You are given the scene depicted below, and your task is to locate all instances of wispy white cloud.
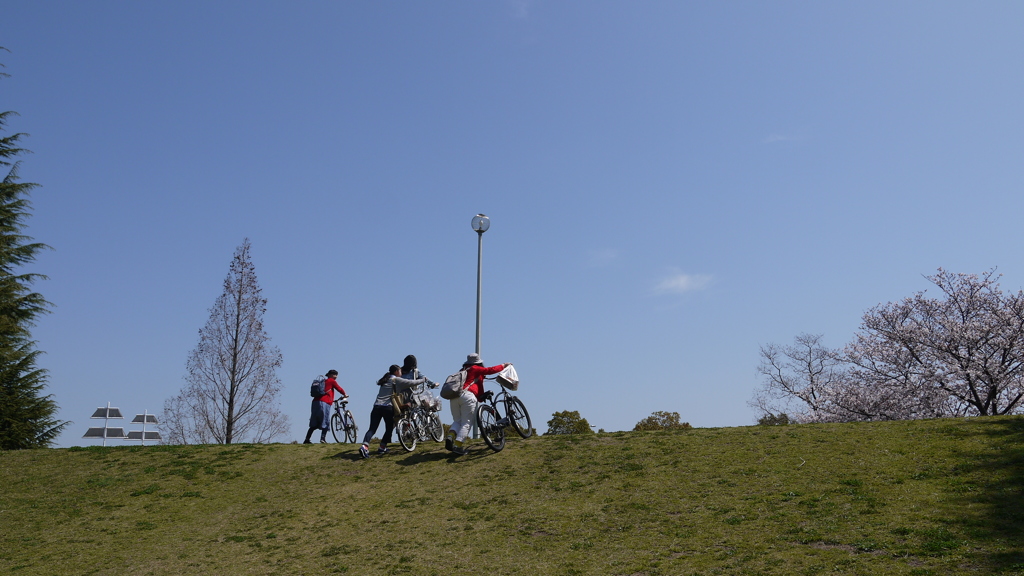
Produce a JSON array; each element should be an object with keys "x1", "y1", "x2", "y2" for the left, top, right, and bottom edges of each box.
[
  {"x1": 588, "y1": 248, "x2": 622, "y2": 268},
  {"x1": 509, "y1": 0, "x2": 531, "y2": 19},
  {"x1": 653, "y1": 271, "x2": 713, "y2": 295}
]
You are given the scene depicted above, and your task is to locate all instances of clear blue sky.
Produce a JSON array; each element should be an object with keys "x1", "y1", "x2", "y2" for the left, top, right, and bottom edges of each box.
[{"x1": 4, "y1": 2, "x2": 1024, "y2": 446}]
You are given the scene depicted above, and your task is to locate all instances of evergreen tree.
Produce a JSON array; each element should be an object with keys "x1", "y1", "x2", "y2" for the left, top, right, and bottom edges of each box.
[{"x1": 0, "y1": 50, "x2": 66, "y2": 449}]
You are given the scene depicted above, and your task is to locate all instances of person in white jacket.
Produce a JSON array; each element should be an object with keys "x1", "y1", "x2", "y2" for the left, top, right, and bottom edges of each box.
[{"x1": 447, "y1": 353, "x2": 509, "y2": 455}]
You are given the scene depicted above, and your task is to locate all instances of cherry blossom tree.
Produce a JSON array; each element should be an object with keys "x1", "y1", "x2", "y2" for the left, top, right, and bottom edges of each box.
[
  {"x1": 753, "y1": 269, "x2": 1024, "y2": 423},
  {"x1": 844, "y1": 268, "x2": 1024, "y2": 418}
]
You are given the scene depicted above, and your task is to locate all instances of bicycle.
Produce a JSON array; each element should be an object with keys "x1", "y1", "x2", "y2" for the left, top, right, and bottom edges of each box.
[
  {"x1": 474, "y1": 377, "x2": 533, "y2": 452},
  {"x1": 330, "y1": 397, "x2": 359, "y2": 443},
  {"x1": 396, "y1": 387, "x2": 445, "y2": 452}
]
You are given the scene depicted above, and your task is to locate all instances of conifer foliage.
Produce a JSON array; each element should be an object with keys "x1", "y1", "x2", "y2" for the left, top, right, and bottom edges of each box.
[
  {"x1": 163, "y1": 239, "x2": 288, "y2": 444},
  {"x1": 0, "y1": 51, "x2": 66, "y2": 449}
]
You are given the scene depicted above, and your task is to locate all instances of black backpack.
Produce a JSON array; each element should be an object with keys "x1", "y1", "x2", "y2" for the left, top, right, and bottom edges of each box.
[{"x1": 310, "y1": 375, "x2": 327, "y2": 398}]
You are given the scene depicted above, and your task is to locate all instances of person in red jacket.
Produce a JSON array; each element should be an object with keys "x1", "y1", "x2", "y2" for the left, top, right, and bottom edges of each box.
[
  {"x1": 304, "y1": 369, "x2": 347, "y2": 444},
  {"x1": 446, "y1": 353, "x2": 509, "y2": 455}
]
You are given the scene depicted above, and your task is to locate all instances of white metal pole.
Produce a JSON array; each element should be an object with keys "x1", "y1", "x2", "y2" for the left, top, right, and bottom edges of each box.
[
  {"x1": 103, "y1": 402, "x2": 111, "y2": 447},
  {"x1": 475, "y1": 230, "x2": 483, "y2": 356},
  {"x1": 141, "y1": 410, "x2": 149, "y2": 446}
]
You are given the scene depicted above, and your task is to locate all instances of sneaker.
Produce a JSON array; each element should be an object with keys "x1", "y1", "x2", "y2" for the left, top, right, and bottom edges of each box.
[
  {"x1": 359, "y1": 444, "x2": 369, "y2": 459},
  {"x1": 452, "y1": 446, "x2": 468, "y2": 455},
  {"x1": 496, "y1": 417, "x2": 509, "y2": 428},
  {"x1": 445, "y1": 434, "x2": 454, "y2": 452},
  {"x1": 302, "y1": 439, "x2": 312, "y2": 444},
  {"x1": 320, "y1": 438, "x2": 328, "y2": 444},
  {"x1": 377, "y1": 447, "x2": 390, "y2": 455}
]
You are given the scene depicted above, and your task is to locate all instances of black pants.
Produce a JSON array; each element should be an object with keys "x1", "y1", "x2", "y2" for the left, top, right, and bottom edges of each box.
[{"x1": 361, "y1": 404, "x2": 395, "y2": 445}]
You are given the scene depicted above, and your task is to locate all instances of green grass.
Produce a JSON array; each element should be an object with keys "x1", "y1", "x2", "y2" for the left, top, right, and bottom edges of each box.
[{"x1": 1, "y1": 416, "x2": 1022, "y2": 575}]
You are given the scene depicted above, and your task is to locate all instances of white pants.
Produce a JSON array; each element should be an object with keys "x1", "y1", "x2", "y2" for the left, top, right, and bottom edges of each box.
[{"x1": 449, "y1": 389, "x2": 478, "y2": 443}]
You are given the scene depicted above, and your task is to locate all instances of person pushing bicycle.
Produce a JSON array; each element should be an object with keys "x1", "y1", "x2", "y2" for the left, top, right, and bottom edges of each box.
[
  {"x1": 446, "y1": 353, "x2": 510, "y2": 455},
  {"x1": 400, "y1": 354, "x2": 440, "y2": 407},
  {"x1": 304, "y1": 369, "x2": 347, "y2": 444}
]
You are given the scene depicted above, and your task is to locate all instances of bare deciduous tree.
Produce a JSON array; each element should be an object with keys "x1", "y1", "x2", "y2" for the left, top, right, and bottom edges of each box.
[
  {"x1": 163, "y1": 239, "x2": 288, "y2": 444},
  {"x1": 750, "y1": 333, "x2": 847, "y2": 423}
]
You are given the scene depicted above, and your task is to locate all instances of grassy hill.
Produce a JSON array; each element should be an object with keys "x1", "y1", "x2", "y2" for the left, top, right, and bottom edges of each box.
[{"x1": 1, "y1": 416, "x2": 1022, "y2": 576}]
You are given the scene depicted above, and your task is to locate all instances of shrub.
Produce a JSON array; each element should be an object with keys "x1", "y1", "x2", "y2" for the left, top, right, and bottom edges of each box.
[
  {"x1": 545, "y1": 410, "x2": 594, "y2": 435},
  {"x1": 633, "y1": 411, "x2": 692, "y2": 431},
  {"x1": 757, "y1": 413, "x2": 790, "y2": 426}
]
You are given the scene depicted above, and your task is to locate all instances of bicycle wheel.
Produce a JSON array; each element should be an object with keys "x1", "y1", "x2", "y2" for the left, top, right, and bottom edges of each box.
[
  {"x1": 476, "y1": 404, "x2": 505, "y2": 452},
  {"x1": 344, "y1": 411, "x2": 359, "y2": 444},
  {"x1": 330, "y1": 411, "x2": 345, "y2": 443},
  {"x1": 427, "y1": 411, "x2": 444, "y2": 442},
  {"x1": 397, "y1": 417, "x2": 417, "y2": 452},
  {"x1": 415, "y1": 412, "x2": 430, "y2": 442},
  {"x1": 507, "y1": 397, "x2": 533, "y2": 439}
]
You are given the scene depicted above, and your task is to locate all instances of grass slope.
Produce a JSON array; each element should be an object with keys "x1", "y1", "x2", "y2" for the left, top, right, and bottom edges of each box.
[{"x1": 1, "y1": 417, "x2": 1023, "y2": 576}]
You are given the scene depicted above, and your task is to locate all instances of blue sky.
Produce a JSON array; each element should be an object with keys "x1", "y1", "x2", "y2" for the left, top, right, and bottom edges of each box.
[{"x1": 4, "y1": 2, "x2": 1024, "y2": 446}]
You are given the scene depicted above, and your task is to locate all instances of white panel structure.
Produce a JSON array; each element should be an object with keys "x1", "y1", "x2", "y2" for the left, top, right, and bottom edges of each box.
[
  {"x1": 83, "y1": 402, "x2": 125, "y2": 446},
  {"x1": 127, "y1": 410, "x2": 161, "y2": 445}
]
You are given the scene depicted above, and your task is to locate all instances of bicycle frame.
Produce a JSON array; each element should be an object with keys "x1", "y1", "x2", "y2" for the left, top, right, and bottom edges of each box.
[
  {"x1": 480, "y1": 391, "x2": 510, "y2": 424},
  {"x1": 493, "y1": 388, "x2": 513, "y2": 417},
  {"x1": 479, "y1": 377, "x2": 533, "y2": 441},
  {"x1": 473, "y1": 377, "x2": 533, "y2": 453},
  {"x1": 396, "y1": 388, "x2": 445, "y2": 451},
  {"x1": 330, "y1": 398, "x2": 359, "y2": 443}
]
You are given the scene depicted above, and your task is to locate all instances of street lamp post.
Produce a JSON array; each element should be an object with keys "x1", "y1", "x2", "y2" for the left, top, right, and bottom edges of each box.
[
  {"x1": 471, "y1": 214, "x2": 490, "y2": 356},
  {"x1": 470, "y1": 214, "x2": 490, "y2": 440}
]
